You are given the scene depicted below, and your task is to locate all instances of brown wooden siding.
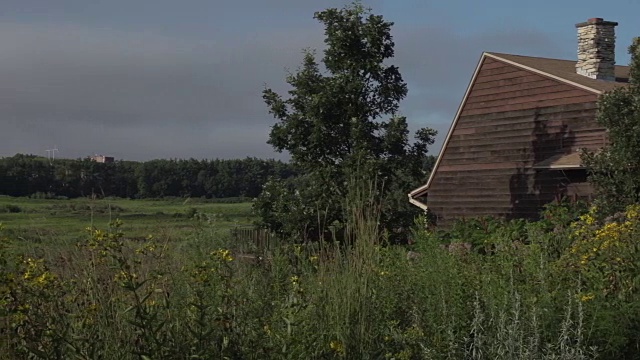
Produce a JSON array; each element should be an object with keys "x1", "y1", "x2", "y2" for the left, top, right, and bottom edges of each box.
[{"x1": 427, "y1": 57, "x2": 604, "y2": 227}]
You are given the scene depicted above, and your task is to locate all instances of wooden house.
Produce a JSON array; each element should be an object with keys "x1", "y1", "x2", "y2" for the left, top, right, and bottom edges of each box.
[{"x1": 408, "y1": 18, "x2": 630, "y2": 226}]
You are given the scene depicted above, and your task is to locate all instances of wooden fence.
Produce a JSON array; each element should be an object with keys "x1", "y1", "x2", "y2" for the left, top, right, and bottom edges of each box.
[{"x1": 229, "y1": 226, "x2": 279, "y2": 252}]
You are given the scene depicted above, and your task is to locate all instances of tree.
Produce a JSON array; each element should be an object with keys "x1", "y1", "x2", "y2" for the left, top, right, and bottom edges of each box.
[
  {"x1": 583, "y1": 38, "x2": 640, "y2": 214},
  {"x1": 255, "y1": 2, "x2": 437, "y2": 242}
]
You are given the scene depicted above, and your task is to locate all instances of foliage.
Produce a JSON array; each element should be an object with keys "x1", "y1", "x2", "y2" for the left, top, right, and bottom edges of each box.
[
  {"x1": 7, "y1": 181, "x2": 640, "y2": 358},
  {"x1": 530, "y1": 199, "x2": 590, "y2": 259},
  {"x1": 562, "y1": 204, "x2": 640, "y2": 298},
  {"x1": 256, "y1": 2, "x2": 437, "y2": 242},
  {"x1": 440, "y1": 216, "x2": 507, "y2": 248},
  {"x1": 583, "y1": 37, "x2": 640, "y2": 215},
  {"x1": 0, "y1": 154, "x2": 295, "y2": 199},
  {"x1": 556, "y1": 204, "x2": 640, "y2": 357}
]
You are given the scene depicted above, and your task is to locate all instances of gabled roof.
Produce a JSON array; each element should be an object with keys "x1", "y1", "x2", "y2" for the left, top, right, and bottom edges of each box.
[
  {"x1": 409, "y1": 52, "x2": 630, "y2": 206},
  {"x1": 487, "y1": 52, "x2": 630, "y2": 93}
]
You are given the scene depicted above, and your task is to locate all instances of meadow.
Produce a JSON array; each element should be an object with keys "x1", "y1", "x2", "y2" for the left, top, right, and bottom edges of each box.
[
  {"x1": 2, "y1": 193, "x2": 640, "y2": 359},
  {"x1": 0, "y1": 195, "x2": 254, "y2": 249}
]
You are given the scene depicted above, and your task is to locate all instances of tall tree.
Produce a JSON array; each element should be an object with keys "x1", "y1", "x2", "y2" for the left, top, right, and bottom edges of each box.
[
  {"x1": 584, "y1": 38, "x2": 640, "y2": 214},
  {"x1": 255, "y1": 2, "x2": 437, "y2": 242}
]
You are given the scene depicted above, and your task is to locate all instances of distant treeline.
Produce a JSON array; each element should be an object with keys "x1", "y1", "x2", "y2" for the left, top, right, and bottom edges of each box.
[{"x1": 0, "y1": 154, "x2": 296, "y2": 199}]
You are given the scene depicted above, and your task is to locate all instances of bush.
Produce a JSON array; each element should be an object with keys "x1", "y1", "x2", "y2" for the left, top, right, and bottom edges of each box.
[
  {"x1": 184, "y1": 207, "x2": 198, "y2": 218},
  {"x1": 28, "y1": 192, "x2": 68, "y2": 200},
  {"x1": 1, "y1": 204, "x2": 22, "y2": 213}
]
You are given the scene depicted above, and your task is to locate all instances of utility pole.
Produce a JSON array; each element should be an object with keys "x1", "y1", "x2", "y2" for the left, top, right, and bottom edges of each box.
[{"x1": 52, "y1": 146, "x2": 58, "y2": 161}]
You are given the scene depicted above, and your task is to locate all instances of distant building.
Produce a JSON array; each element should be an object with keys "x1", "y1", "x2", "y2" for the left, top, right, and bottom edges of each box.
[{"x1": 90, "y1": 154, "x2": 115, "y2": 163}]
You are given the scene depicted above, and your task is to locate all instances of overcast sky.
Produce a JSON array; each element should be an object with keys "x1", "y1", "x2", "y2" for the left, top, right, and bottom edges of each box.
[{"x1": 1, "y1": 0, "x2": 639, "y2": 161}]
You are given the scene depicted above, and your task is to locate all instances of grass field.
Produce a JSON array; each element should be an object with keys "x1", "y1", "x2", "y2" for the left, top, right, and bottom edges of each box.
[{"x1": 0, "y1": 195, "x2": 255, "y2": 247}]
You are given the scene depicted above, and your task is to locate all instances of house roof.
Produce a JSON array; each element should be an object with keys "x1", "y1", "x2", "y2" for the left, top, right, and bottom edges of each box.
[
  {"x1": 409, "y1": 52, "x2": 630, "y2": 203},
  {"x1": 487, "y1": 52, "x2": 630, "y2": 93}
]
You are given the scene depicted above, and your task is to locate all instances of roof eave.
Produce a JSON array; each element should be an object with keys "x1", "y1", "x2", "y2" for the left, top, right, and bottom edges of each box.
[{"x1": 408, "y1": 195, "x2": 429, "y2": 211}]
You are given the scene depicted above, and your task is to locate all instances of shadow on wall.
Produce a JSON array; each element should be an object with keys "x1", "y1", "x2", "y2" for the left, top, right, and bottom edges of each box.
[{"x1": 508, "y1": 109, "x2": 575, "y2": 220}]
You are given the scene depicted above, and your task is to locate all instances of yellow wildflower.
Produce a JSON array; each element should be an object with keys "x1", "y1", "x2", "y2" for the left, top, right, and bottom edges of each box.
[
  {"x1": 626, "y1": 205, "x2": 640, "y2": 220},
  {"x1": 579, "y1": 213, "x2": 596, "y2": 225},
  {"x1": 35, "y1": 272, "x2": 55, "y2": 286},
  {"x1": 581, "y1": 293, "x2": 595, "y2": 302},
  {"x1": 114, "y1": 271, "x2": 131, "y2": 284},
  {"x1": 330, "y1": 340, "x2": 345, "y2": 355},
  {"x1": 213, "y1": 249, "x2": 233, "y2": 262}
]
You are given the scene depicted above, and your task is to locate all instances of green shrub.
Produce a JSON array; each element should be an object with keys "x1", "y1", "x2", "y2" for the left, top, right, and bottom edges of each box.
[
  {"x1": 1, "y1": 204, "x2": 22, "y2": 213},
  {"x1": 184, "y1": 207, "x2": 198, "y2": 219}
]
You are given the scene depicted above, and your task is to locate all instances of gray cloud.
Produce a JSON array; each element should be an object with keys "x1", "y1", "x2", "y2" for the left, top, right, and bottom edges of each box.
[
  {"x1": 0, "y1": 22, "x2": 324, "y2": 124},
  {"x1": 0, "y1": 3, "x2": 565, "y2": 161},
  {"x1": 0, "y1": 22, "x2": 326, "y2": 160}
]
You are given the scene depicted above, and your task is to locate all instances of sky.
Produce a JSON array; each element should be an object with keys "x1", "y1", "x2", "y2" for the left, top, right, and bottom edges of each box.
[{"x1": 1, "y1": 0, "x2": 639, "y2": 161}]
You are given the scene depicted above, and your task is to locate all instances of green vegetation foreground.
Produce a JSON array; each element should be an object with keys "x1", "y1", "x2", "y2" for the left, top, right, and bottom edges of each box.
[{"x1": 2, "y1": 190, "x2": 640, "y2": 359}]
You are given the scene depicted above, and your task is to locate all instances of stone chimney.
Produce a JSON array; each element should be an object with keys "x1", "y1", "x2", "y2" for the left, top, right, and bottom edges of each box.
[{"x1": 575, "y1": 18, "x2": 618, "y2": 81}]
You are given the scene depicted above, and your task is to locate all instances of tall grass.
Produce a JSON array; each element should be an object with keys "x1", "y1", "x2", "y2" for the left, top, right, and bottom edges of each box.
[{"x1": 3, "y1": 188, "x2": 639, "y2": 358}]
